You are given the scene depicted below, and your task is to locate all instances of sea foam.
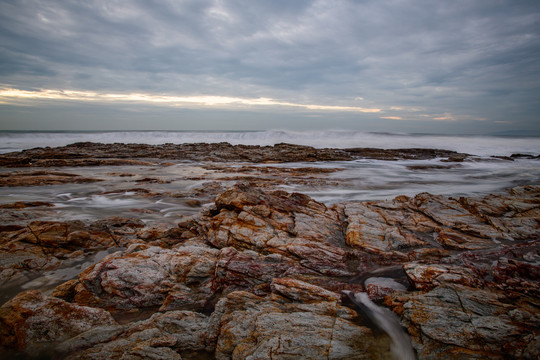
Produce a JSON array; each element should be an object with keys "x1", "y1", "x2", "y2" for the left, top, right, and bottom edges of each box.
[{"x1": 1, "y1": 130, "x2": 538, "y2": 156}]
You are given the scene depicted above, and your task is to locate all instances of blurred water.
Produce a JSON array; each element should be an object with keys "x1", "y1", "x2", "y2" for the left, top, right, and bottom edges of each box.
[
  {"x1": 269, "y1": 158, "x2": 540, "y2": 203},
  {"x1": 0, "y1": 134, "x2": 538, "y2": 307},
  {"x1": 1, "y1": 158, "x2": 538, "y2": 223},
  {"x1": 1, "y1": 130, "x2": 539, "y2": 156}
]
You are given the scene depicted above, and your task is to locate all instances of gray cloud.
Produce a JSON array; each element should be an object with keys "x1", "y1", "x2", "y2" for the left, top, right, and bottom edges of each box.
[{"x1": 0, "y1": 0, "x2": 539, "y2": 132}]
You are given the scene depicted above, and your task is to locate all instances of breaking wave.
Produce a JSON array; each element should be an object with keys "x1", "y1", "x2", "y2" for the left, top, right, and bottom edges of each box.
[{"x1": 1, "y1": 129, "x2": 539, "y2": 156}]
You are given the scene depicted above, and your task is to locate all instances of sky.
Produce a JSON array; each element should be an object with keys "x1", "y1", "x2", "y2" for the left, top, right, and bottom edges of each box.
[{"x1": 0, "y1": 0, "x2": 539, "y2": 134}]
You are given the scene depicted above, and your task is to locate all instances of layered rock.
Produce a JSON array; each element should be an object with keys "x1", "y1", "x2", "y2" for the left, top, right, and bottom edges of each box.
[
  {"x1": 0, "y1": 184, "x2": 538, "y2": 359},
  {"x1": 0, "y1": 217, "x2": 145, "y2": 299},
  {"x1": 0, "y1": 290, "x2": 116, "y2": 358},
  {"x1": 0, "y1": 171, "x2": 103, "y2": 186},
  {"x1": 342, "y1": 185, "x2": 540, "y2": 257},
  {"x1": 68, "y1": 243, "x2": 219, "y2": 313},
  {"x1": 213, "y1": 290, "x2": 391, "y2": 360},
  {"x1": 387, "y1": 285, "x2": 539, "y2": 359},
  {"x1": 206, "y1": 183, "x2": 352, "y2": 276},
  {"x1": 0, "y1": 142, "x2": 470, "y2": 167},
  {"x1": 61, "y1": 310, "x2": 215, "y2": 360}
]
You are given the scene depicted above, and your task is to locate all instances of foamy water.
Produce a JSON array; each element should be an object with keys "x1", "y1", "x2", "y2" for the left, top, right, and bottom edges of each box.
[
  {"x1": 0, "y1": 130, "x2": 538, "y2": 222},
  {"x1": 1, "y1": 130, "x2": 539, "y2": 156},
  {"x1": 344, "y1": 291, "x2": 416, "y2": 360},
  {"x1": 0, "y1": 130, "x2": 538, "y2": 307}
]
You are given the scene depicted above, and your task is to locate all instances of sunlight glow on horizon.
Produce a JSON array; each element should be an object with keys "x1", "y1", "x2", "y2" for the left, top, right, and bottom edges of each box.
[{"x1": 0, "y1": 87, "x2": 381, "y2": 113}]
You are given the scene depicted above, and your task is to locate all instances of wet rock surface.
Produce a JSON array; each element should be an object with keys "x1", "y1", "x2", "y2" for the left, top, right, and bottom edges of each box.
[
  {"x1": 0, "y1": 183, "x2": 538, "y2": 359},
  {"x1": 0, "y1": 217, "x2": 143, "y2": 304},
  {"x1": 0, "y1": 171, "x2": 103, "y2": 187},
  {"x1": 0, "y1": 290, "x2": 116, "y2": 358},
  {"x1": 0, "y1": 142, "x2": 470, "y2": 167}
]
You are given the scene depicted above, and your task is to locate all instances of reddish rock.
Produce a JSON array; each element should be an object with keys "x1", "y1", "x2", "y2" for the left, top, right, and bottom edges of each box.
[
  {"x1": 343, "y1": 201, "x2": 430, "y2": 254},
  {"x1": 61, "y1": 310, "x2": 214, "y2": 360},
  {"x1": 212, "y1": 247, "x2": 300, "y2": 296},
  {"x1": 364, "y1": 277, "x2": 407, "y2": 300},
  {"x1": 403, "y1": 263, "x2": 481, "y2": 291},
  {"x1": 214, "y1": 290, "x2": 392, "y2": 360},
  {"x1": 0, "y1": 171, "x2": 102, "y2": 186},
  {"x1": 0, "y1": 184, "x2": 539, "y2": 359},
  {"x1": 0, "y1": 218, "x2": 146, "y2": 291},
  {"x1": 271, "y1": 277, "x2": 341, "y2": 302},
  {"x1": 0, "y1": 202, "x2": 54, "y2": 209},
  {"x1": 0, "y1": 290, "x2": 116, "y2": 357},
  {"x1": 206, "y1": 183, "x2": 351, "y2": 277},
  {"x1": 71, "y1": 244, "x2": 219, "y2": 311},
  {"x1": 387, "y1": 284, "x2": 540, "y2": 359}
]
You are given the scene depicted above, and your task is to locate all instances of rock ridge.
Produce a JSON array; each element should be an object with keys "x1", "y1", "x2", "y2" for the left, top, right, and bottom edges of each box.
[
  {"x1": 0, "y1": 184, "x2": 538, "y2": 359},
  {"x1": 0, "y1": 142, "x2": 472, "y2": 167}
]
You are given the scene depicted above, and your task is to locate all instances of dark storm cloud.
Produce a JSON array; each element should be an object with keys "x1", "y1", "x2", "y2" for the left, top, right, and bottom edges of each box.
[{"x1": 0, "y1": 0, "x2": 539, "y2": 131}]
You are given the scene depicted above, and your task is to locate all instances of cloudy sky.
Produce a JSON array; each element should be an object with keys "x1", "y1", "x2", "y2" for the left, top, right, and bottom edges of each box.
[{"x1": 0, "y1": 0, "x2": 539, "y2": 133}]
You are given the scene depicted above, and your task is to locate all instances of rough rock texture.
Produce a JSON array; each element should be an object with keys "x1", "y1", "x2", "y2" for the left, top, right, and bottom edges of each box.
[
  {"x1": 0, "y1": 290, "x2": 116, "y2": 358},
  {"x1": 0, "y1": 218, "x2": 144, "y2": 291},
  {"x1": 206, "y1": 183, "x2": 352, "y2": 277},
  {"x1": 342, "y1": 185, "x2": 540, "y2": 257},
  {"x1": 0, "y1": 184, "x2": 539, "y2": 359},
  {"x1": 0, "y1": 171, "x2": 103, "y2": 186},
  {"x1": 69, "y1": 243, "x2": 219, "y2": 312},
  {"x1": 61, "y1": 310, "x2": 215, "y2": 360},
  {"x1": 213, "y1": 290, "x2": 391, "y2": 360},
  {"x1": 387, "y1": 285, "x2": 539, "y2": 359},
  {"x1": 0, "y1": 142, "x2": 469, "y2": 167}
]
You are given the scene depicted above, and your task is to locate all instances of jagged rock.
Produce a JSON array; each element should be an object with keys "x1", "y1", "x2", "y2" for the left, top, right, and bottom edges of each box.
[
  {"x1": 0, "y1": 290, "x2": 116, "y2": 358},
  {"x1": 342, "y1": 186, "x2": 540, "y2": 257},
  {"x1": 271, "y1": 277, "x2": 341, "y2": 302},
  {"x1": 450, "y1": 239, "x2": 540, "y2": 297},
  {"x1": 0, "y1": 142, "x2": 470, "y2": 168},
  {"x1": 214, "y1": 290, "x2": 392, "y2": 360},
  {"x1": 343, "y1": 200, "x2": 430, "y2": 254},
  {"x1": 364, "y1": 277, "x2": 407, "y2": 300},
  {"x1": 71, "y1": 244, "x2": 219, "y2": 311},
  {"x1": 387, "y1": 284, "x2": 540, "y2": 359},
  {"x1": 207, "y1": 183, "x2": 352, "y2": 277},
  {"x1": 0, "y1": 218, "x2": 142, "y2": 286},
  {"x1": 0, "y1": 184, "x2": 539, "y2": 359},
  {"x1": 403, "y1": 263, "x2": 481, "y2": 291},
  {"x1": 213, "y1": 247, "x2": 302, "y2": 297},
  {"x1": 413, "y1": 193, "x2": 504, "y2": 241},
  {"x1": 61, "y1": 310, "x2": 215, "y2": 360}
]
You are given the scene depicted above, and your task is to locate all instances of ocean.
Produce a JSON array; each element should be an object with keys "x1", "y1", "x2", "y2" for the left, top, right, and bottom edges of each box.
[
  {"x1": 1, "y1": 129, "x2": 539, "y2": 156},
  {"x1": 1, "y1": 129, "x2": 539, "y2": 223}
]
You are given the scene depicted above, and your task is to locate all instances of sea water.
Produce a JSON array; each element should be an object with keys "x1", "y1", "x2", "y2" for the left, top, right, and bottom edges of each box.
[
  {"x1": 1, "y1": 129, "x2": 539, "y2": 156},
  {"x1": 0, "y1": 130, "x2": 538, "y2": 307},
  {"x1": 0, "y1": 130, "x2": 538, "y2": 222},
  {"x1": 344, "y1": 291, "x2": 416, "y2": 360}
]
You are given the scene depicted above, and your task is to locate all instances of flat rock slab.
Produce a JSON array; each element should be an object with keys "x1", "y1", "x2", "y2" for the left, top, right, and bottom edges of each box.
[{"x1": 0, "y1": 142, "x2": 469, "y2": 166}]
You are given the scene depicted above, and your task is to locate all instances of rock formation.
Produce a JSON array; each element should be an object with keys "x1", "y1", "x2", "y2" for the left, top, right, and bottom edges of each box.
[
  {"x1": 0, "y1": 184, "x2": 538, "y2": 359},
  {"x1": 0, "y1": 142, "x2": 470, "y2": 167}
]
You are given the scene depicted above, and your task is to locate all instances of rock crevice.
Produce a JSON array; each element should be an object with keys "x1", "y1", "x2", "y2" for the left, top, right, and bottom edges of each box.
[{"x1": 1, "y1": 184, "x2": 539, "y2": 359}]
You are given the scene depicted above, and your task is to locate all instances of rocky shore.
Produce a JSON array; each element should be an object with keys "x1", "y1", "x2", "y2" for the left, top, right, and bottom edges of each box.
[
  {"x1": 0, "y1": 143, "x2": 539, "y2": 359},
  {"x1": 0, "y1": 182, "x2": 538, "y2": 359},
  {"x1": 0, "y1": 142, "x2": 472, "y2": 167}
]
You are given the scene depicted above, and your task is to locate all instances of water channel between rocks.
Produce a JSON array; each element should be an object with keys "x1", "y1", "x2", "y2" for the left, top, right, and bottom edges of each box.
[
  {"x1": 2, "y1": 157, "x2": 538, "y2": 222},
  {"x1": 1, "y1": 157, "x2": 539, "y2": 304}
]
